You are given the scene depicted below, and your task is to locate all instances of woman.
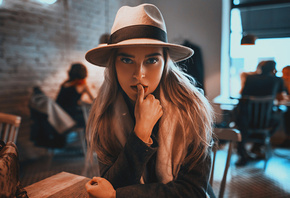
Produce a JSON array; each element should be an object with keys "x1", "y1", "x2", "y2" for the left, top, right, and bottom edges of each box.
[
  {"x1": 85, "y1": 4, "x2": 215, "y2": 198},
  {"x1": 56, "y1": 63, "x2": 94, "y2": 127}
]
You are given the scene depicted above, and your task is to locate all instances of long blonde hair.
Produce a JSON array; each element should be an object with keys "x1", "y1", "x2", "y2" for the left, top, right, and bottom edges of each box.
[{"x1": 86, "y1": 48, "x2": 214, "y2": 170}]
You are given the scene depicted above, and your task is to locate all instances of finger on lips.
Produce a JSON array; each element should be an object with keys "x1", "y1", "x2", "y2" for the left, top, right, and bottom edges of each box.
[{"x1": 137, "y1": 84, "x2": 144, "y2": 102}]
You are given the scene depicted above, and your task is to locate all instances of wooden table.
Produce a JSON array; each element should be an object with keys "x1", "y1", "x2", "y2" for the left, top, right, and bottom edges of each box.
[{"x1": 24, "y1": 172, "x2": 90, "y2": 198}]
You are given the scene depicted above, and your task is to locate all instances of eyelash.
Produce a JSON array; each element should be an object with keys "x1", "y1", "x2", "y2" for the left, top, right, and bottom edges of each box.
[
  {"x1": 120, "y1": 57, "x2": 159, "y2": 65},
  {"x1": 120, "y1": 58, "x2": 133, "y2": 64},
  {"x1": 146, "y1": 58, "x2": 158, "y2": 64}
]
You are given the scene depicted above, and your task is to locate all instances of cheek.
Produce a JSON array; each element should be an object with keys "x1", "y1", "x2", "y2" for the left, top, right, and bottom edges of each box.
[
  {"x1": 148, "y1": 67, "x2": 164, "y2": 88},
  {"x1": 116, "y1": 66, "x2": 129, "y2": 84}
]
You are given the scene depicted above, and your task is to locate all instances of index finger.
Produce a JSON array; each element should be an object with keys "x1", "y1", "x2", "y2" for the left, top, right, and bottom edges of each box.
[
  {"x1": 86, "y1": 177, "x2": 99, "y2": 187},
  {"x1": 137, "y1": 84, "x2": 144, "y2": 103},
  {"x1": 86, "y1": 180, "x2": 93, "y2": 191}
]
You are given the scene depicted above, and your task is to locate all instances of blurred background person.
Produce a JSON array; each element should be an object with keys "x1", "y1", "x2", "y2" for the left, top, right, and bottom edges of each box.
[
  {"x1": 241, "y1": 60, "x2": 288, "y2": 102},
  {"x1": 282, "y1": 65, "x2": 290, "y2": 94},
  {"x1": 235, "y1": 60, "x2": 288, "y2": 166},
  {"x1": 280, "y1": 65, "x2": 290, "y2": 147},
  {"x1": 239, "y1": 61, "x2": 263, "y2": 94},
  {"x1": 29, "y1": 86, "x2": 76, "y2": 148},
  {"x1": 98, "y1": 33, "x2": 110, "y2": 46},
  {"x1": 56, "y1": 63, "x2": 94, "y2": 128}
]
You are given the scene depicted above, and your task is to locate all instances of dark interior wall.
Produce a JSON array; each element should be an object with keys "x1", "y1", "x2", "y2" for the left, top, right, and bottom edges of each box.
[
  {"x1": 148, "y1": 0, "x2": 222, "y2": 101},
  {"x1": 0, "y1": 0, "x2": 121, "y2": 143}
]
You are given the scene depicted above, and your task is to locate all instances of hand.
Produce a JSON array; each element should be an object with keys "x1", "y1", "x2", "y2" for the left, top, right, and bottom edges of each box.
[
  {"x1": 85, "y1": 177, "x2": 116, "y2": 198},
  {"x1": 134, "y1": 84, "x2": 163, "y2": 143}
]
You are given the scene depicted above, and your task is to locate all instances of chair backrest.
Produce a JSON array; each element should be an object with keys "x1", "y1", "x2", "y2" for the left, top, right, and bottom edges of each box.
[
  {"x1": 0, "y1": 113, "x2": 21, "y2": 143},
  {"x1": 239, "y1": 95, "x2": 274, "y2": 130},
  {"x1": 210, "y1": 128, "x2": 241, "y2": 198},
  {"x1": 80, "y1": 101, "x2": 92, "y2": 124},
  {"x1": 237, "y1": 96, "x2": 275, "y2": 171}
]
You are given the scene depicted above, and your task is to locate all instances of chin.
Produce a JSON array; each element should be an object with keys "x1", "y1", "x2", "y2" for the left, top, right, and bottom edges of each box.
[
  {"x1": 129, "y1": 97, "x2": 137, "y2": 103},
  {"x1": 127, "y1": 94, "x2": 137, "y2": 102}
]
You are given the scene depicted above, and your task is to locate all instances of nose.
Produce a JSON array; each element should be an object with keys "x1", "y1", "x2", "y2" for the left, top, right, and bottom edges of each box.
[{"x1": 133, "y1": 64, "x2": 145, "y2": 80}]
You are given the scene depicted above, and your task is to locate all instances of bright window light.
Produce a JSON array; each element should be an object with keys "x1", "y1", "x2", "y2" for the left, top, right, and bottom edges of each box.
[
  {"x1": 233, "y1": 0, "x2": 240, "y2": 5},
  {"x1": 0, "y1": 0, "x2": 3, "y2": 6},
  {"x1": 39, "y1": 0, "x2": 57, "y2": 4},
  {"x1": 228, "y1": 9, "x2": 290, "y2": 97}
]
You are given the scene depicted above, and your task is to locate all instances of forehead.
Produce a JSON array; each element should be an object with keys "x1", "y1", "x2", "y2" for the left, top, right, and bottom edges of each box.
[{"x1": 117, "y1": 46, "x2": 163, "y2": 56}]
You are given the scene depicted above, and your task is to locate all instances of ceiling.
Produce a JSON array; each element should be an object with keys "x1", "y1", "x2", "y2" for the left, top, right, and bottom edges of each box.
[{"x1": 232, "y1": 0, "x2": 290, "y2": 38}]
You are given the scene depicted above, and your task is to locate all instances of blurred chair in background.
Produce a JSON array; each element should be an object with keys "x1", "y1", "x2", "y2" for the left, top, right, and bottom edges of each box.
[
  {"x1": 79, "y1": 101, "x2": 92, "y2": 157},
  {"x1": 235, "y1": 60, "x2": 288, "y2": 167},
  {"x1": 0, "y1": 113, "x2": 28, "y2": 197},
  {"x1": 80, "y1": 101, "x2": 99, "y2": 177},
  {"x1": 235, "y1": 96, "x2": 277, "y2": 169},
  {"x1": 29, "y1": 86, "x2": 92, "y2": 169},
  {"x1": 0, "y1": 112, "x2": 21, "y2": 143},
  {"x1": 210, "y1": 128, "x2": 241, "y2": 198}
]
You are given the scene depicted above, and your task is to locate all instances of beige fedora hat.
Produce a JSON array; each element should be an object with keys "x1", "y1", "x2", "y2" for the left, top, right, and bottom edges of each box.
[{"x1": 85, "y1": 4, "x2": 194, "y2": 67}]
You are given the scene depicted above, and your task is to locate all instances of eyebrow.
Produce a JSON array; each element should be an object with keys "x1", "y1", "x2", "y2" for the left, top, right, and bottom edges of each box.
[
  {"x1": 145, "y1": 53, "x2": 162, "y2": 58},
  {"x1": 116, "y1": 53, "x2": 134, "y2": 58}
]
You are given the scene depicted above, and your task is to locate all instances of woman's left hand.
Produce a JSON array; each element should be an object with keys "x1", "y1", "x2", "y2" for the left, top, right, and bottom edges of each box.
[{"x1": 85, "y1": 177, "x2": 116, "y2": 198}]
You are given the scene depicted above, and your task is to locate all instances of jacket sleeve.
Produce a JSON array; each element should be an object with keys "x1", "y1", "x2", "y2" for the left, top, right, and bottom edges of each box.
[
  {"x1": 99, "y1": 132, "x2": 158, "y2": 188},
  {"x1": 99, "y1": 132, "x2": 214, "y2": 198}
]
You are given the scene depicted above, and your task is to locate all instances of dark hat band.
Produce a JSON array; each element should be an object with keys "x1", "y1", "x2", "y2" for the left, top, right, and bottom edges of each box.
[{"x1": 108, "y1": 25, "x2": 168, "y2": 44}]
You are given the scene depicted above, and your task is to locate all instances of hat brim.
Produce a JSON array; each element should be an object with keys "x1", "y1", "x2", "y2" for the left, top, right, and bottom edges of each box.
[{"x1": 85, "y1": 38, "x2": 194, "y2": 67}]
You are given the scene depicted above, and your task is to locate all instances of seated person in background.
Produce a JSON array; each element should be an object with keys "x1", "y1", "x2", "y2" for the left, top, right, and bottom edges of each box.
[
  {"x1": 235, "y1": 60, "x2": 288, "y2": 166},
  {"x1": 239, "y1": 61, "x2": 263, "y2": 94},
  {"x1": 282, "y1": 65, "x2": 290, "y2": 94},
  {"x1": 56, "y1": 63, "x2": 94, "y2": 128},
  {"x1": 280, "y1": 65, "x2": 290, "y2": 147},
  {"x1": 30, "y1": 86, "x2": 76, "y2": 148},
  {"x1": 98, "y1": 33, "x2": 110, "y2": 46},
  {"x1": 241, "y1": 60, "x2": 288, "y2": 101}
]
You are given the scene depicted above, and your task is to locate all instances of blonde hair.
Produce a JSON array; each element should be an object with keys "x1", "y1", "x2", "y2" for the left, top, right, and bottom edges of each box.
[{"x1": 86, "y1": 48, "x2": 214, "y2": 170}]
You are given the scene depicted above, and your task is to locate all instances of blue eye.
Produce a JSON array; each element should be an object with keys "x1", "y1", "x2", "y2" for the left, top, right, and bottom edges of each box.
[
  {"x1": 121, "y1": 58, "x2": 133, "y2": 64},
  {"x1": 146, "y1": 58, "x2": 158, "y2": 64}
]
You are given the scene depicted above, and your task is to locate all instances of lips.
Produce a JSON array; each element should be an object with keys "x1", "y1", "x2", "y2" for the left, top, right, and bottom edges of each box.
[{"x1": 131, "y1": 84, "x2": 148, "y2": 93}]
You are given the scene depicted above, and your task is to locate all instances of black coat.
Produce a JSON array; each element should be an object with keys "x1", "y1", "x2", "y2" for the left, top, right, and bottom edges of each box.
[
  {"x1": 178, "y1": 40, "x2": 205, "y2": 93},
  {"x1": 242, "y1": 74, "x2": 285, "y2": 97},
  {"x1": 99, "y1": 132, "x2": 215, "y2": 198}
]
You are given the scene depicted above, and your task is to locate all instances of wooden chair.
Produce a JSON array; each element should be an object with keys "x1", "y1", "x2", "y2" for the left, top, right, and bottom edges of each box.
[
  {"x1": 80, "y1": 102, "x2": 99, "y2": 176},
  {"x1": 236, "y1": 95, "x2": 275, "y2": 170},
  {"x1": 80, "y1": 101, "x2": 91, "y2": 124},
  {"x1": 0, "y1": 112, "x2": 21, "y2": 143},
  {"x1": 57, "y1": 102, "x2": 91, "y2": 157},
  {"x1": 210, "y1": 128, "x2": 241, "y2": 198},
  {"x1": 78, "y1": 101, "x2": 92, "y2": 155}
]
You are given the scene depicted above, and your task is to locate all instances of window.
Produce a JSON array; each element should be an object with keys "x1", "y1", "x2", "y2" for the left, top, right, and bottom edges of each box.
[{"x1": 229, "y1": 0, "x2": 290, "y2": 97}]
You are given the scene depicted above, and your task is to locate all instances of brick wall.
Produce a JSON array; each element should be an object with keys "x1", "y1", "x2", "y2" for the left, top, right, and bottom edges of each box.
[{"x1": 0, "y1": 0, "x2": 143, "y2": 155}]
